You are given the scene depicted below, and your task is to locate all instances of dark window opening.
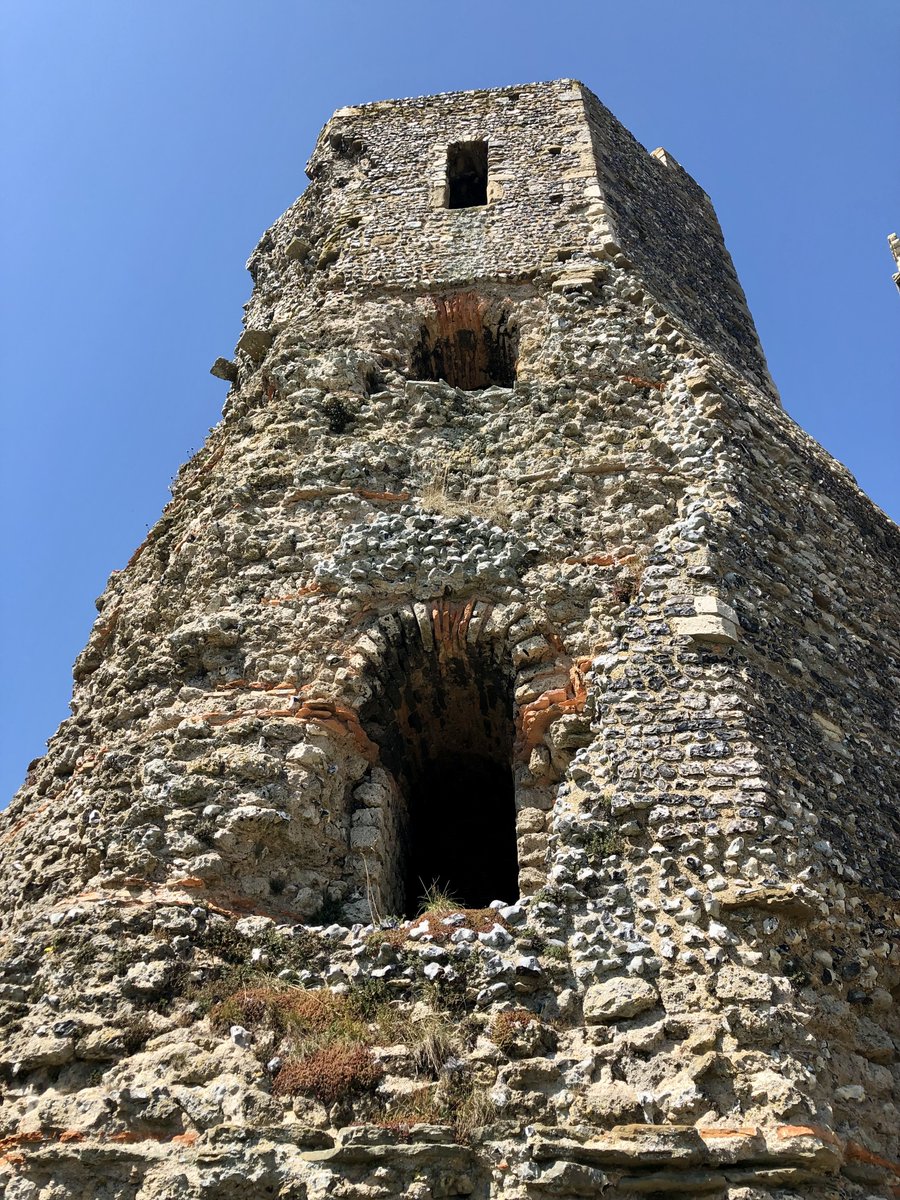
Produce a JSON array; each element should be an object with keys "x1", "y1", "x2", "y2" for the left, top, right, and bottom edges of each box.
[
  {"x1": 412, "y1": 293, "x2": 517, "y2": 390},
  {"x1": 360, "y1": 617, "x2": 519, "y2": 917},
  {"x1": 447, "y1": 141, "x2": 488, "y2": 209}
]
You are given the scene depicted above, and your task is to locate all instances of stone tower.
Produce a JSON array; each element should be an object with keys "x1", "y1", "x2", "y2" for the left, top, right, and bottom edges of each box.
[{"x1": 1, "y1": 80, "x2": 898, "y2": 1200}]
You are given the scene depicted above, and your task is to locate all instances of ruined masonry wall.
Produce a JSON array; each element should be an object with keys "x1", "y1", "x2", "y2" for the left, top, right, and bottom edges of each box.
[{"x1": 0, "y1": 80, "x2": 897, "y2": 1200}]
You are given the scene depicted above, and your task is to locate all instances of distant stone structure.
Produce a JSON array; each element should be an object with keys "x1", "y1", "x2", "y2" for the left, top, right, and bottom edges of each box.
[
  {"x1": 889, "y1": 233, "x2": 900, "y2": 291},
  {"x1": 1, "y1": 80, "x2": 898, "y2": 1200}
]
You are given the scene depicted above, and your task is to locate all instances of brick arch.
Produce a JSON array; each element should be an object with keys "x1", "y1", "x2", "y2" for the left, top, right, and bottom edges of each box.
[
  {"x1": 410, "y1": 293, "x2": 518, "y2": 390},
  {"x1": 343, "y1": 599, "x2": 590, "y2": 919}
]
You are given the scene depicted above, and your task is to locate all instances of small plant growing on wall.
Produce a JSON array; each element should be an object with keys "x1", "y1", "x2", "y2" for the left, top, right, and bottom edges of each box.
[
  {"x1": 583, "y1": 825, "x2": 623, "y2": 862},
  {"x1": 273, "y1": 1043, "x2": 383, "y2": 1105}
]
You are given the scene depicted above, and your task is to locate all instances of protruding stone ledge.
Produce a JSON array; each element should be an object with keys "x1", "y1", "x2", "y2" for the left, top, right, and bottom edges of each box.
[
  {"x1": 718, "y1": 884, "x2": 818, "y2": 919},
  {"x1": 527, "y1": 1122, "x2": 844, "y2": 1173},
  {"x1": 549, "y1": 262, "x2": 607, "y2": 294},
  {"x1": 300, "y1": 1124, "x2": 477, "y2": 1168},
  {"x1": 671, "y1": 596, "x2": 740, "y2": 645},
  {"x1": 209, "y1": 357, "x2": 238, "y2": 382},
  {"x1": 235, "y1": 327, "x2": 273, "y2": 362}
]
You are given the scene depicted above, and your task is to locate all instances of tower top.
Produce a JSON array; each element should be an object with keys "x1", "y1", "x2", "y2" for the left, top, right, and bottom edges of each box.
[{"x1": 247, "y1": 78, "x2": 772, "y2": 392}]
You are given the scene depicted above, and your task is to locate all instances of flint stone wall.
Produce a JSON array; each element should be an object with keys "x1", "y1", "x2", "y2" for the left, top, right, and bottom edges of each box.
[
  {"x1": 0, "y1": 80, "x2": 897, "y2": 1200},
  {"x1": 247, "y1": 79, "x2": 772, "y2": 392}
]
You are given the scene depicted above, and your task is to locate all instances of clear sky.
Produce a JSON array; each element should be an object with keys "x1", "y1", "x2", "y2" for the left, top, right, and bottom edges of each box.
[{"x1": 1, "y1": 1, "x2": 898, "y2": 804}]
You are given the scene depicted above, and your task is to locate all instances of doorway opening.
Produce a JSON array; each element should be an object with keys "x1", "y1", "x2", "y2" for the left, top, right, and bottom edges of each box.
[
  {"x1": 358, "y1": 608, "x2": 518, "y2": 917},
  {"x1": 406, "y1": 752, "x2": 516, "y2": 912}
]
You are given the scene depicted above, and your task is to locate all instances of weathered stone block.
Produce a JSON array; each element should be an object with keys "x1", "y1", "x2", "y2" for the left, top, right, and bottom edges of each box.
[
  {"x1": 210, "y1": 356, "x2": 238, "y2": 382},
  {"x1": 714, "y1": 965, "x2": 774, "y2": 1002},
  {"x1": 236, "y1": 327, "x2": 273, "y2": 361},
  {"x1": 672, "y1": 613, "x2": 740, "y2": 644},
  {"x1": 583, "y1": 977, "x2": 660, "y2": 1022},
  {"x1": 122, "y1": 961, "x2": 171, "y2": 998},
  {"x1": 530, "y1": 1161, "x2": 608, "y2": 1194}
]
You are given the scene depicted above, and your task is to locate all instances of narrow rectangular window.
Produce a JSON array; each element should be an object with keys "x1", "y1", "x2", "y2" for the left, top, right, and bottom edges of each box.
[{"x1": 446, "y1": 141, "x2": 488, "y2": 208}]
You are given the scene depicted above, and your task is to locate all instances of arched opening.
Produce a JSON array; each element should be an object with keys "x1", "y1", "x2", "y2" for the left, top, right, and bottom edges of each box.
[
  {"x1": 357, "y1": 606, "x2": 519, "y2": 917},
  {"x1": 412, "y1": 293, "x2": 517, "y2": 391}
]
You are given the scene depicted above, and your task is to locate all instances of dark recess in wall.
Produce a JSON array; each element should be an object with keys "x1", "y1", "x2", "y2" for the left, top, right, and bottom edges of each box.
[
  {"x1": 412, "y1": 292, "x2": 517, "y2": 390},
  {"x1": 359, "y1": 616, "x2": 519, "y2": 915}
]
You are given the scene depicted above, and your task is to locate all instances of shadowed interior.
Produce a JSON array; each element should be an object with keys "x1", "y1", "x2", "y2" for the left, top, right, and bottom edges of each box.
[
  {"x1": 359, "y1": 611, "x2": 519, "y2": 917},
  {"x1": 447, "y1": 140, "x2": 488, "y2": 208},
  {"x1": 412, "y1": 292, "x2": 517, "y2": 390},
  {"x1": 406, "y1": 753, "x2": 517, "y2": 913}
]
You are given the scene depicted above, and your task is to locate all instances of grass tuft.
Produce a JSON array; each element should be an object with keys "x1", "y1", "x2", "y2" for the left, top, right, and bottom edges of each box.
[{"x1": 210, "y1": 986, "x2": 367, "y2": 1046}]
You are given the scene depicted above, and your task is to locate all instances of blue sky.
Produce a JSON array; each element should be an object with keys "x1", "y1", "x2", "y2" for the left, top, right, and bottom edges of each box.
[{"x1": 2, "y1": 1, "x2": 898, "y2": 803}]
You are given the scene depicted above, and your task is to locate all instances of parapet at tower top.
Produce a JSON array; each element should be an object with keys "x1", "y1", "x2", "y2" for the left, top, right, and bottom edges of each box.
[{"x1": 252, "y1": 78, "x2": 773, "y2": 393}]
